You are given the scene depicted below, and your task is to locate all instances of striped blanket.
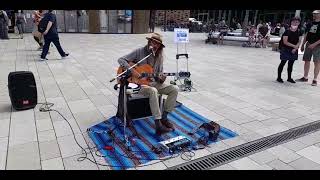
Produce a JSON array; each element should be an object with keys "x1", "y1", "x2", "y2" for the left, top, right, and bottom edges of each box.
[{"x1": 88, "y1": 103, "x2": 237, "y2": 170}]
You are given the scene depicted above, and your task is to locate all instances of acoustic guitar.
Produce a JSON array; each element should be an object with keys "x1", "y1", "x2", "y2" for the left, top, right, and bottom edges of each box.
[{"x1": 117, "y1": 62, "x2": 190, "y2": 85}]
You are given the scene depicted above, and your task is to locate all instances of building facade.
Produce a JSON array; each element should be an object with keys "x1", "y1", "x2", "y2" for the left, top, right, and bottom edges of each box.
[
  {"x1": 8, "y1": 10, "x2": 313, "y2": 34},
  {"x1": 155, "y1": 10, "x2": 190, "y2": 25},
  {"x1": 7, "y1": 10, "x2": 151, "y2": 34},
  {"x1": 257, "y1": 10, "x2": 313, "y2": 24},
  {"x1": 189, "y1": 10, "x2": 314, "y2": 26}
]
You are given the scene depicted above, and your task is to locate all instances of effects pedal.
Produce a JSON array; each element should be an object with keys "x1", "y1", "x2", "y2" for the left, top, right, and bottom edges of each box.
[{"x1": 158, "y1": 136, "x2": 191, "y2": 153}]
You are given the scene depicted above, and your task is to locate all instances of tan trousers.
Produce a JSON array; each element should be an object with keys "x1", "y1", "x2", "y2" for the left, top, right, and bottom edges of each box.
[{"x1": 139, "y1": 83, "x2": 178, "y2": 120}]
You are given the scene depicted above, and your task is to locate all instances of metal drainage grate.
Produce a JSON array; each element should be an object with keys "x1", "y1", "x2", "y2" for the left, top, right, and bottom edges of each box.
[{"x1": 168, "y1": 120, "x2": 320, "y2": 170}]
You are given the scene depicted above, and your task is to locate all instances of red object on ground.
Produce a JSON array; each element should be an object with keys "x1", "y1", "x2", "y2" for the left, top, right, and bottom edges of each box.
[{"x1": 104, "y1": 146, "x2": 114, "y2": 151}]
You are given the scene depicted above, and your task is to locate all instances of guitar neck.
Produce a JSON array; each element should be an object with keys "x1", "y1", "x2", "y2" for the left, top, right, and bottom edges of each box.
[
  {"x1": 163, "y1": 73, "x2": 176, "y2": 76},
  {"x1": 141, "y1": 71, "x2": 190, "y2": 78},
  {"x1": 148, "y1": 73, "x2": 176, "y2": 77}
]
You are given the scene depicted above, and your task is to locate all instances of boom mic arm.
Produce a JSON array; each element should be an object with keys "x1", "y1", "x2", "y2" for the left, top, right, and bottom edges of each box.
[{"x1": 110, "y1": 52, "x2": 153, "y2": 82}]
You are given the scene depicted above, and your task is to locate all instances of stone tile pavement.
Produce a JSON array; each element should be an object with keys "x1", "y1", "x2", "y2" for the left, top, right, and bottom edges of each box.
[{"x1": 1, "y1": 29, "x2": 320, "y2": 170}]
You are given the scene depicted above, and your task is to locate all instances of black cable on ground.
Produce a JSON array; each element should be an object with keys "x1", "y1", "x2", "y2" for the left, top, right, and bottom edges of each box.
[{"x1": 180, "y1": 148, "x2": 196, "y2": 161}]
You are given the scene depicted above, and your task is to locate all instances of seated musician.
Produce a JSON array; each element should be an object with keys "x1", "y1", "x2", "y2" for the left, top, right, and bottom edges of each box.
[{"x1": 117, "y1": 33, "x2": 178, "y2": 136}]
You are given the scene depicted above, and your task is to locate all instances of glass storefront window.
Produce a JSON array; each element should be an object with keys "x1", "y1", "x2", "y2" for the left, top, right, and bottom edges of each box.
[
  {"x1": 100, "y1": 10, "x2": 108, "y2": 33},
  {"x1": 117, "y1": 10, "x2": 132, "y2": 33},
  {"x1": 108, "y1": 10, "x2": 118, "y2": 33},
  {"x1": 77, "y1": 10, "x2": 89, "y2": 32},
  {"x1": 56, "y1": 10, "x2": 66, "y2": 32},
  {"x1": 65, "y1": 10, "x2": 77, "y2": 32},
  {"x1": 100, "y1": 10, "x2": 132, "y2": 33},
  {"x1": 17, "y1": 10, "x2": 133, "y2": 34},
  {"x1": 124, "y1": 10, "x2": 132, "y2": 33},
  {"x1": 117, "y1": 10, "x2": 126, "y2": 33}
]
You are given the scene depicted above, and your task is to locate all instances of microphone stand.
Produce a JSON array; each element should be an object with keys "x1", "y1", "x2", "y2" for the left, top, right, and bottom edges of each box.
[{"x1": 109, "y1": 52, "x2": 153, "y2": 150}]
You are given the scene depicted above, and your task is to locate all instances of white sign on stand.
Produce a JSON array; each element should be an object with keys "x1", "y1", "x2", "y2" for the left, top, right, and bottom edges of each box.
[
  {"x1": 174, "y1": 28, "x2": 189, "y2": 43},
  {"x1": 173, "y1": 28, "x2": 192, "y2": 92}
]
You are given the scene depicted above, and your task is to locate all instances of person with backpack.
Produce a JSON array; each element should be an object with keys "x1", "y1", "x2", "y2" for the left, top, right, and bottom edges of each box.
[
  {"x1": 39, "y1": 10, "x2": 69, "y2": 61},
  {"x1": 277, "y1": 17, "x2": 303, "y2": 83},
  {"x1": 296, "y1": 10, "x2": 320, "y2": 86},
  {"x1": 0, "y1": 10, "x2": 9, "y2": 39}
]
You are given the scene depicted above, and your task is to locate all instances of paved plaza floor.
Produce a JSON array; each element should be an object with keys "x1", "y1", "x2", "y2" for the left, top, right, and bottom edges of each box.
[{"x1": 1, "y1": 30, "x2": 320, "y2": 170}]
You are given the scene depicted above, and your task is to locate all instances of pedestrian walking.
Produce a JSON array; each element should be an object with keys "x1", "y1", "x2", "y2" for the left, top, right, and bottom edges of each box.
[
  {"x1": 15, "y1": 10, "x2": 27, "y2": 39},
  {"x1": 40, "y1": 10, "x2": 69, "y2": 61}
]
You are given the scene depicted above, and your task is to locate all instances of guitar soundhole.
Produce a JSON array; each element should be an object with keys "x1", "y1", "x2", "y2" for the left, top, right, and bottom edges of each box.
[{"x1": 141, "y1": 73, "x2": 149, "y2": 78}]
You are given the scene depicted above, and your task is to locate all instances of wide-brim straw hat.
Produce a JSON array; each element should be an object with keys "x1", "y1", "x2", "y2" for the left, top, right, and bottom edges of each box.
[{"x1": 146, "y1": 33, "x2": 165, "y2": 47}]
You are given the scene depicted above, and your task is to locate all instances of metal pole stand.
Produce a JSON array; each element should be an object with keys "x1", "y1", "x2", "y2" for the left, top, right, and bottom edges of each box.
[
  {"x1": 110, "y1": 53, "x2": 153, "y2": 150},
  {"x1": 112, "y1": 72, "x2": 132, "y2": 150}
]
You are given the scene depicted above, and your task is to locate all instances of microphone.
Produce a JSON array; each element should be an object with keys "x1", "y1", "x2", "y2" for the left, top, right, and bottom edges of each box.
[{"x1": 149, "y1": 46, "x2": 156, "y2": 56}]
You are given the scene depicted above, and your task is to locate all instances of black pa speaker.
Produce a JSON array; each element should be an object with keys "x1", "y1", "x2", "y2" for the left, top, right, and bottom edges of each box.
[
  {"x1": 8, "y1": 71, "x2": 38, "y2": 110},
  {"x1": 127, "y1": 96, "x2": 153, "y2": 120}
]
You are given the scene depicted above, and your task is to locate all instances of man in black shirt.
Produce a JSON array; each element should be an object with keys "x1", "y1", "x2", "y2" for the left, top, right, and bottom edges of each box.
[
  {"x1": 40, "y1": 10, "x2": 69, "y2": 61},
  {"x1": 297, "y1": 10, "x2": 320, "y2": 86}
]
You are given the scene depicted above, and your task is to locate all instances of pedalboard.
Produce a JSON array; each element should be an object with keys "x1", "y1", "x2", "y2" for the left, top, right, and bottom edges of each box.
[{"x1": 158, "y1": 136, "x2": 191, "y2": 153}]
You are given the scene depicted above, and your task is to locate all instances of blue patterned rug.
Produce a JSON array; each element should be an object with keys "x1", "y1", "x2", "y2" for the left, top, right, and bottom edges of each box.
[{"x1": 88, "y1": 103, "x2": 238, "y2": 170}]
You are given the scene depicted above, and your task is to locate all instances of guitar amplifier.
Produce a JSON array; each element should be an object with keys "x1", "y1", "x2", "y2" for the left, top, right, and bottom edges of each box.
[{"x1": 8, "y1": 71, "x2": 38, "y2": 111}]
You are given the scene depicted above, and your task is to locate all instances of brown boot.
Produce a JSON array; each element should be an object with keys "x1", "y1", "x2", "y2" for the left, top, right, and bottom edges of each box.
[
  {"x1": 155, "y1": 119, "x2": 171, "y2": 136},
  {"x1": 161, "y1": 111, "x2": 175, "y2": 129},
  {"x1": 160, "y1": 119, "x2": 174, "y2": 129}
]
